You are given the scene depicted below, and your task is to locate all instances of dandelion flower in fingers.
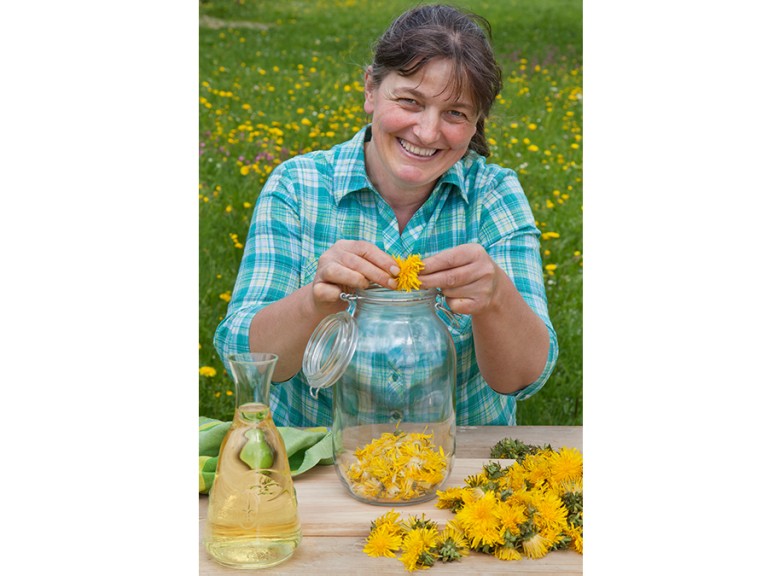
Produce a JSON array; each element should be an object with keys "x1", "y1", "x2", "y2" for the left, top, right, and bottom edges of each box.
[{"x1": 393, "y1": 254, "x2": 425, "y2": 291}]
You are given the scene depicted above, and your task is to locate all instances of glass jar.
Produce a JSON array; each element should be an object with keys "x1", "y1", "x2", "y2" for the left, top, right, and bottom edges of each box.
[
  {"x1": 303, "y1": 286, "x2": 457, "y2": 505},
  {"x1": 204, "y1": 353, "x2": 301, "y2": 569}
]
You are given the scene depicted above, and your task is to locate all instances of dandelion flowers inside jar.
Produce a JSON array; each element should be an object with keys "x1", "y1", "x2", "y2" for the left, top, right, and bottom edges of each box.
[{"x1": 344, "y1": 429, "x2": 448, "y2": 502}]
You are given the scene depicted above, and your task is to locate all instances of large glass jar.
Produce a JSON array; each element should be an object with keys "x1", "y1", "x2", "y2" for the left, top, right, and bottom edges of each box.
[{"x1": 303, "y1": 286, "x2": 457, "y2": 505}]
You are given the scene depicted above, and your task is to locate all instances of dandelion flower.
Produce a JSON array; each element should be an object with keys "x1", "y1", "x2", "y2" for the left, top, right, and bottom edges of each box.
[
  {"x1": 566, "y1": 525, "x2": 583, "y2": 554},
  {"x1": 399, "y1": 528, "x2": 438, "y2": 571},
  {"x1": 434, "y1": 525, "x2": 469, "y2": 561},
  {"x1": 455, "y1": 490, "x2": 503, "y2": 549},
  {"x1": 548, "y1": 446, "x2": 583, "y2": 484},
  {"x1": 497, "y1": 500, "x2": 527, "y2": 536},
  {"x1": 522, "y1": 531, "x2": 551, "y2": 559},
  {"x1": 199, "y1": 366, "x2": 217, "y2": 377},
  {"x1": 363, "y1": 525, "x2": 403, "y2": 558},
  {"x1": 371, "y1": 510, "x2": 403, "y2": 531},
  {"x1": 393, "y1": 254, "x2": 425, "y2": 291},
  {"x1": 493, "y1": 545, "x2": 522, "y2": 561}
]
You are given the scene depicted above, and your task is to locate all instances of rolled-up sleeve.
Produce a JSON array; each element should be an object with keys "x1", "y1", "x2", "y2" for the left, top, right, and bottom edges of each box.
[
  {"x1": 213, "y1": 163, "x2": 303, "y2": 364},
  {"x1": 479, "y1": 171, "x2": 559, "y2": 400}
]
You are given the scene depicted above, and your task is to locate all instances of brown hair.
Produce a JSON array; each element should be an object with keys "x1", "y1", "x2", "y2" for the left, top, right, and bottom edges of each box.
[{"x1": 368, "y1": 4, "x2": 503, "y2": 157}]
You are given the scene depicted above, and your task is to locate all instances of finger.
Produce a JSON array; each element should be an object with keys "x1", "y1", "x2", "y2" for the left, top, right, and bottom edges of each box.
[
  {"x1": 420, "y1": 245, "x2": 481, "y2": 275},
  {"x1": 339, "y1": 252, "x2": 398, "y2": 289},
  {"x1": 343, "y1": 240, "x2": 400, "y2": 277},
  {"x1": 418, "y1": 263, "x2": 473, "y2": 290},
  {"x1": 336, "y1": 240, "x2": 399, "y2": 288}
]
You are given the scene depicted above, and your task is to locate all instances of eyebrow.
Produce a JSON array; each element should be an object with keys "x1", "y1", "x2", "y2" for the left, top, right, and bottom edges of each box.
[{"x1": 396, "y1": 87, "x2": 476, "y2": 111}]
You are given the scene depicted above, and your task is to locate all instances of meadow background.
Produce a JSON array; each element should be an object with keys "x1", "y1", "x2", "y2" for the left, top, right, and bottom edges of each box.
[{"x1": 199, "y1": 0, "x2": 583, "y2": 425}]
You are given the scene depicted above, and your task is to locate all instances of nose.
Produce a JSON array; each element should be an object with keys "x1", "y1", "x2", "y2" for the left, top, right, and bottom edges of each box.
[{"x1": 413, "y1": 110, "x2": 440, "y2": 144}]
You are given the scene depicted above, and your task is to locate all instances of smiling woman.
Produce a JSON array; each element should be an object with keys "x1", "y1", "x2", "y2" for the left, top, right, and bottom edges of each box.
[{"x1": 209, "y1": 3, "x2": 565, "y2": 428}]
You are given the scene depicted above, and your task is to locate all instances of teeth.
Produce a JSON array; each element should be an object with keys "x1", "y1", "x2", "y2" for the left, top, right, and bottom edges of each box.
[{"x1": 399, "y1": 139, "x2": 437, "y2": 157}]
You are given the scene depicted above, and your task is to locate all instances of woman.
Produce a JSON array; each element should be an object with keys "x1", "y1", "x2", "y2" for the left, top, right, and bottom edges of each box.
[{"x1": 214, "y1": 4, "x2": 558, "y2": 426}]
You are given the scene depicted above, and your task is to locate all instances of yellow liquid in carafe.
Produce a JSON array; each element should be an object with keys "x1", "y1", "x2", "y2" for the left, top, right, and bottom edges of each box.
[{"x1": 204, "y1": 403, "x2": 301, "y2": 569}]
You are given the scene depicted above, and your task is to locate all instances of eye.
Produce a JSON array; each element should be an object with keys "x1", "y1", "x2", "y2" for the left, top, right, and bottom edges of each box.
[
  {"x1": 398, "y1": 98, "x2": 419, "y2": 106},
  {"x1": 446, "y1": 109, "x2": 469, "y2": 121}
]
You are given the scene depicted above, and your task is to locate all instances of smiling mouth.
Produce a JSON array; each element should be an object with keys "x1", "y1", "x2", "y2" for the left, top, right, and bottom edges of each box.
[{"x1": 398, "y1": 138, "x2": 438, "y2": 158}]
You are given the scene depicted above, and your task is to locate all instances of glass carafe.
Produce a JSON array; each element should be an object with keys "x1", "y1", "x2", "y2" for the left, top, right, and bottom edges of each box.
[
  {"x1": 204, "y1": 352, "x2": 301, "y2": 569},
  {"x1": 303, "y1": 286, "x2": 457, "y2": 505}
]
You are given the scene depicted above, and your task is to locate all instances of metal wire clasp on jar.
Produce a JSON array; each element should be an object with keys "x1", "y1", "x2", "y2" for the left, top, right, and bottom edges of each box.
[{"x1": 302, "y1": 286, "x2": 458, "y2": 505}]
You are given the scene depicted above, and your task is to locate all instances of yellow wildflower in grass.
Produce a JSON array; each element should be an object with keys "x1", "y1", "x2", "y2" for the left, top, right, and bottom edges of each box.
[
  {"x1": 199, "y1": 366, "x2": 217, "y2": 377},
  {"x1": 219, "y1": 291, "x2": 232, "y2": 302},
  {"x1": 393, "y1": 254, "x2": 425, "y2": 291}
]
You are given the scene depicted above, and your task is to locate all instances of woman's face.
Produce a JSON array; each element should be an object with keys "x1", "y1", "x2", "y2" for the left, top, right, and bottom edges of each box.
[{"x1": 363, "y1": 58, "x2": 479, "y2": 199}]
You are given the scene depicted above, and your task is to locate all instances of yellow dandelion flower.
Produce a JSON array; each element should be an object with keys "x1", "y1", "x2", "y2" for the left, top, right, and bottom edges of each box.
[
  {"x1": 497, "y1": 500, "x2": 527, "y2": 536},
  {"x1": 398, "y1": 527, "x2": 439, "y2": 571},
  {"x1": 393, "y1": 254, "x2": 425, "y2": 291},
  {"x1": 554, "y1": 477, "x2": 583, "y2": 497},
  {"x1": 522, "y1": 531, "x2": 551, "y2": 559},
  {"x1": 493, "y1": 545, "x2": 522, "y2": 561},
  {"x1": 199, "y1": 366, "x2": 217, "y2": 377},
  {"x1": 434, "y1": 525, "x2": 470, "y2": 562},
  {"x1": 219, "y1": 291, "x2": 231, "y2": 302},
  {"x1": 566, "y1": 525, "x2": 583, "y2": 554},
  {"x1": 529, "y1": 489, "x2": 569, "y2": 533},
  {"x1": 455, "y1": 490, "x2": 503, "y2": 549},
  {"x1": 435, "y1": 487, "x2": 466, "y2": 511},
  {"x1": 371, "y1": 510, "x2": 403, "y2": 531},
  {"x1": 363, "y1": 524, "x2": 403, "y2": 558},
  {"x1": 548, "y1": 447, "x2": 583, "y2": 484}
]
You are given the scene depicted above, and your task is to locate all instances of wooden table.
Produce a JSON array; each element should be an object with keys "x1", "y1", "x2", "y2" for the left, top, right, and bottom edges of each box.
[{"x1": 199, "y1": 426, "x2": 583, "y2": 575}]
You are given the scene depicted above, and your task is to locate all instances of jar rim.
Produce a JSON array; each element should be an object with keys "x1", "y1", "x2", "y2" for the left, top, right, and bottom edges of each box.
[{"x1": 350, "y1": 285, "x2": 438, "y2": 304}]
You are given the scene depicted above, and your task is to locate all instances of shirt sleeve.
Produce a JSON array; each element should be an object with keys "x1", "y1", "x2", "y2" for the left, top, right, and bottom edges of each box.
[
  {"x1": 478, "y1": 170, "x2": 559, "y2": 400},
  {"x1": 213, "y1": 162, "x2": 303, "y2": 364}
]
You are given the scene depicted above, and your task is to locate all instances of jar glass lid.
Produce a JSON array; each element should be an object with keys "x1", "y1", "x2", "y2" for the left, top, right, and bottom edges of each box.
[{"x1": 302, "y1": 311, "x2": 358, "y2": 396}]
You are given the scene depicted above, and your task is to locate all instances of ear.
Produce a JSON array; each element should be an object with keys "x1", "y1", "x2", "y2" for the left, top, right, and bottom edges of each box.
[{"x1": 363, "y1": 67, "x2": 375, "y2": 115}]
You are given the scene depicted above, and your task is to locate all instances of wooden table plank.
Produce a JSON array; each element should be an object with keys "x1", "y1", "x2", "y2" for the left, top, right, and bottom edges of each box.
[{"x1": 200, "y1": 426, "x2": 582, "y2": 574}]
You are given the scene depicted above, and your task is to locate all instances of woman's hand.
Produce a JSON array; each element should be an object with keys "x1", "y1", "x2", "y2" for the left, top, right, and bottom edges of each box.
[
  {"x1": 418, "y1": 243, "x2": 502, "y2": 316},
  {"x1": 311, "y1": 240, "x2": 399, "y2": 313},
  {"x1": 419, "y1": 243, "x2": 549, "y2": 393}
]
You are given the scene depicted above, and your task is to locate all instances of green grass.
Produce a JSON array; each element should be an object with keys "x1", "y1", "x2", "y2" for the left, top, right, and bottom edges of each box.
[{"x1": 199, "y1": 0, "x2": 582, "y2": 425}]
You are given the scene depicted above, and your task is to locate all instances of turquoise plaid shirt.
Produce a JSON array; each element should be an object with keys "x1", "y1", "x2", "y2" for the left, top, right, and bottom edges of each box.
[{"x1": 214, "y1": 125, "x2": 558, "y2": 426}]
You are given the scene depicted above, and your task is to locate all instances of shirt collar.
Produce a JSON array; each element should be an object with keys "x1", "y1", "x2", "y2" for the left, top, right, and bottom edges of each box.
[{"x1": 332, "y1": 125, "x2": 470, "y2": 205}]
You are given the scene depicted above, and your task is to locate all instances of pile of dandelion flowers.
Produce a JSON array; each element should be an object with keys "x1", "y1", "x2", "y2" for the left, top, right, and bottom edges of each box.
[
  {"x1": 393, "y1": 254, "x2": 425, "y2": 291},
  {"x1": 363, "y1": 512, "x2": 469, "y2": 571}
]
